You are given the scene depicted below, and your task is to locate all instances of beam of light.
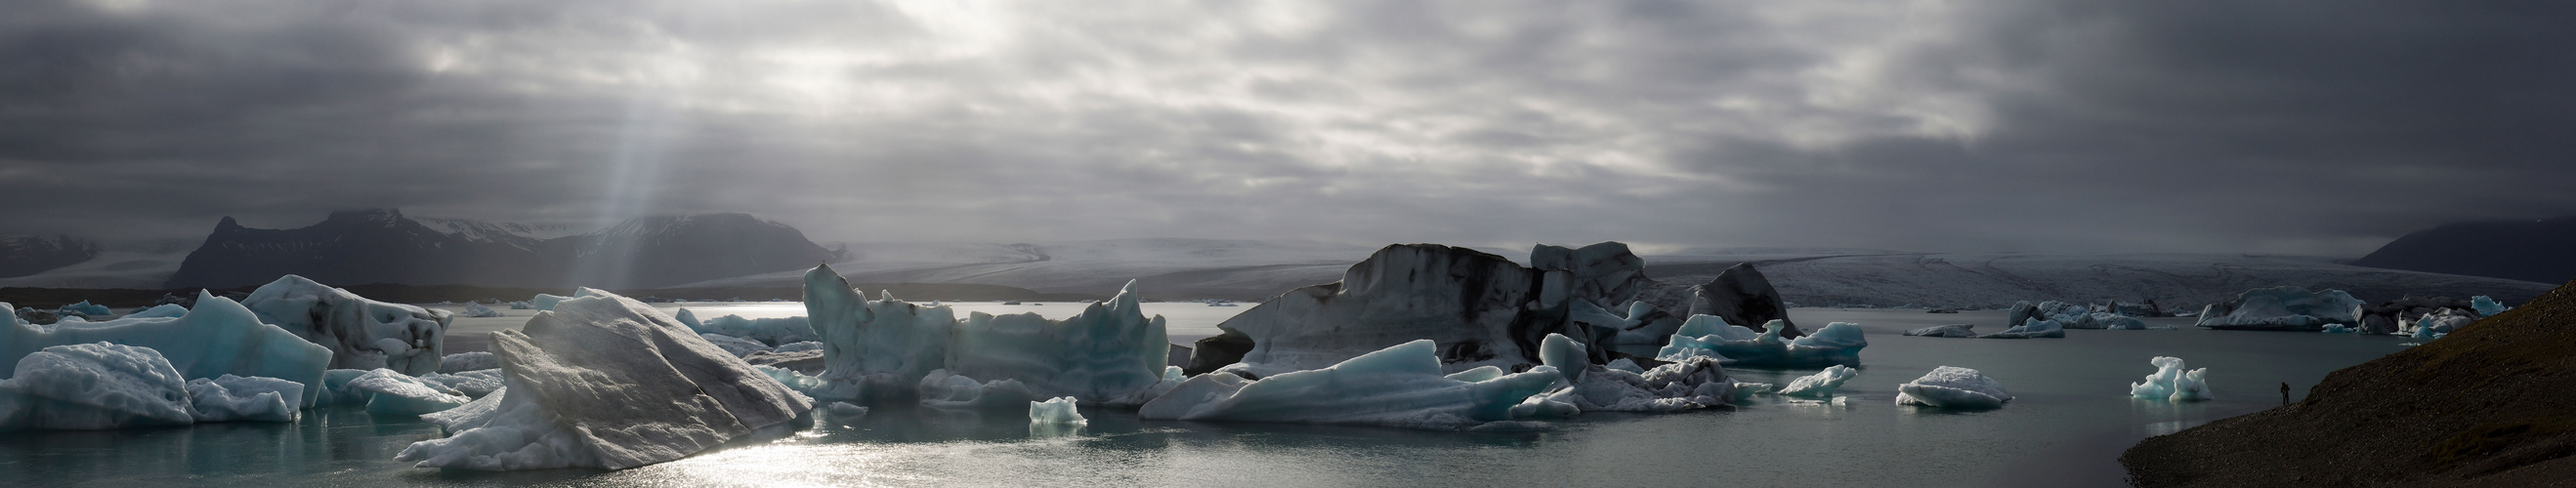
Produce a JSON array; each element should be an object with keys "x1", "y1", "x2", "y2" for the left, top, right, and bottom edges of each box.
[{"x1": 566, "y1": 73, "x2": 690, "y2": 290}]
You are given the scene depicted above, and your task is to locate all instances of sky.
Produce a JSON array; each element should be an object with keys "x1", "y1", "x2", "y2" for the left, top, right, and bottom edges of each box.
[{"x1": 2, "y1": 0, "x2": 2570, "y2": 257}]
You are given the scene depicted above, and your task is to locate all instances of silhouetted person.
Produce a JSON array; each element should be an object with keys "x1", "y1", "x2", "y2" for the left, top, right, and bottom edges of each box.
[{"x1": 2280, "y1": 382, "x2": 2290, "y2": 404}]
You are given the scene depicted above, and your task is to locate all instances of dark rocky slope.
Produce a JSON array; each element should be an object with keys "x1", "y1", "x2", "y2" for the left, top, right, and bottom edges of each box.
[
  {"x1": 2351, "y1": 217, "x2": 2576, "y2": 285},
  {"x1": 2122, "y1": 280, "x2": 2576, "y2": 486},
  {"x1": 165, "y1": 210, "x2": 835, "y2": 289}
]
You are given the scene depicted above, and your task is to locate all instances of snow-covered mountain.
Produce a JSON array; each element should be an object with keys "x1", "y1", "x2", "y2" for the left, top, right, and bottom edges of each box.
[{"x1": 153, "y1": 209, "x2": 834, "y2": 289}]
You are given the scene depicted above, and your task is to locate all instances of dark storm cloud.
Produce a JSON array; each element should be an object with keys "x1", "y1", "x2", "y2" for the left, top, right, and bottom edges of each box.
[{"x1": 1, "y1": 0, "x2": 2569, "y2": 256}]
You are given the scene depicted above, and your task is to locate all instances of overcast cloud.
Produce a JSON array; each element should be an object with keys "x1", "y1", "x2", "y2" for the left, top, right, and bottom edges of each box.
[{"x1": 2, "y1": 0, "x2": 2570, "y2": 256}]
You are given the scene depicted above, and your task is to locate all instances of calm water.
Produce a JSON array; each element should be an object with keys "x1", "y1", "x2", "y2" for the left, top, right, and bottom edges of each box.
[{"x1": 0, "y1": 307, "x2": 2417, "y2": 487}]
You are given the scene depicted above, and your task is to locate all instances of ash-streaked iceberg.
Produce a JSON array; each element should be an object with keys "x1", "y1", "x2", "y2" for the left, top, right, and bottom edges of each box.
[
  {"x1": 1523, "y1": 334, "x2": 1735, "y2": 414},
  {"x1": 1140, "y1": 340, "x2": 1560, "y2": 429},
  {"x1": 240, "y1": 275, "x2": 452, "y2": 376},
  {"x1": 1896, "y1": 366, "x2": 2010, "y2": 410},
  {"x1": 1655, "y1": 316, "x2": 1867, "y2": 367},
  {"x1": 804, "y1": 264, "x2": 957, "y2": 402},
  {"x1": 3, "y1": 291, "x2": 332, "y2": 407},
  {"x1": 1192, "y1": 244, "x2": 1586, "y2": 378},
  {"x1": 396, "y1": 289, "x2": 813, "y2": 470},
  {"x1": 2129, "y1": 356, "x2": 2211, "y2": 402},
  {"x1": 1536, "y1": 242, "x2": 1799, "y2": 343}
]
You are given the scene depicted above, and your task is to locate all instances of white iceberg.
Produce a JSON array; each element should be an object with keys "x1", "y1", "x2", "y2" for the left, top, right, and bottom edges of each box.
[
  {"x1": 240, "y1": 275, "x2": 453, "y2": 376},
  {"x1": 0, "y1": 342, "x2": 195, "y2": 430},
  {"x1": 507, "y1": 301, "x2": 532, "y2": 310},
  {"x1": 3, "y1": 291, "x2": 333, "y2": 407},
  {"x1": 2194, "y1": 287, "x2": 2365, "y2": 331},
  {"x1": 1522, "y1": 333, "x2": 1734, "y2": 414},
  {"x1": 804, "y1": 264, "x2": 959, "y2": 402},
  {"x1": 824, "y1": 401, "x2": 868, "y2": 426},
  {"x1": 421, "y1": 369, "x2": 504, "y2": 398},
  {"x1": 1655, "y1": 316, "x2": 1867, "y2": 367},
  {"x1": 771, "y1": 341, "x2": 823, "y2": 354},
  {"x1": 2128, "y1": 356, "x2": 2211, "y2": 402},
  {"x1": 1895, "y1": 366, "x2": 2010, "y2": 409},
  {"x1": 677, "y1": 310, "x2": 819, "y2": 346},
  {"x1": 395, "y1": 288, "x2": 813, "y2": 470},
  {"x1": 1029, "y1": 396, "x2": 1086, "y2": 425},
  {"x1": 1779, "y1": 365, "x2": 1857, "y2": 397},
  {"x1": 438, "y1": 351, "x2": 497, "y2": 374},
  {"x1": 1138, "y1": 340, "x2": 1560, "y2": 429},
  {"x1": 1978, "y1": 318, "x2": 2065, "y2": 339},
  {"x1": 916, "y1": 368, "x2": 1037, "y2": 409},
  {"x1": 528, "y1": 294, "x2": 570, "y2": 311},
  {"x1": 185, "y1": 374, "x2": 305, "y2": 423},
  {"x1": 1902, "y1": 324, "x2": 1977, "y2": 338},
  {"x1": 347, "y1": 368, "x2": 471, "y2": 416},
  {"x1": 460, "y1": 303, "x2": 504, "y2": 318},
  {"x1": 698, "y1": 333, "x2": 773, "y2": 358}
]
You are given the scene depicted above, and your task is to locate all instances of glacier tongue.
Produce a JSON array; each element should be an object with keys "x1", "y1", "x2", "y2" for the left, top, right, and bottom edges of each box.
[
  {"x1": 398, "y1": 288, "x2": 812, "y2": 470},
  {"x1": 2, "y1": 290, "x2": 332, "y2": 407},
  {"x1": 240, "y1": 275, "x2": 453, "y2": 376},
  {"x1": 1138, "y1": 339, "x2": 1561, "y2": 429}
]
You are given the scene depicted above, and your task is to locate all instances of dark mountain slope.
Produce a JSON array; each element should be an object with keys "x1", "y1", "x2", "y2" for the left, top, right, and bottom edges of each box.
[{"x1": 2351, "y1": 217, "x2": 2576, "y2": 285}]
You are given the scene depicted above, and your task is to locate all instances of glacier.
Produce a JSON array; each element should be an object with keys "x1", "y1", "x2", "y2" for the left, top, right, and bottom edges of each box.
[
  {"x1": 2128, "y1": 356, "x2": 2212, "y2": 402},
  {"x1": 2194, "y1": 287, "x2": 2365, "y2": 331},
  {"x1": 396, "y1": 288, "x2": 813, "y2": 470},
  {"x1": 239, "y1": 275, "x2": 452, "y2": 375},
  {"x1": 2, "y1": 290, "x2": 332, "y2": 407},
  {"x1": 1655, "y1": 316, "x2": 1867, "y2": 367},
  {"x1": 1896, "y1": 366, "x2": 2011, "y2": 409},
  {"x1": 803, "y1": 264, "x2": 958, "y2": 402},
  {"x1": 1029, "y1": 396, "x2": 1086, "y2": 425},
  {"x1": 1139, "y1": 340, "x2": 1561, "y2": 429}
]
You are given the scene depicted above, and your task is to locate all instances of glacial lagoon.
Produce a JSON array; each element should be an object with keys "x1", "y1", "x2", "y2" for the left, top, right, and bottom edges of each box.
[{"x1": 0, "y1": 305, "x2": 2418, "y2": 487}]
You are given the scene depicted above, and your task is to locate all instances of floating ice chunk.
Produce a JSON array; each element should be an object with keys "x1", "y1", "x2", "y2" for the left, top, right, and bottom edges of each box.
[
  {"x1": 916, "y1": 369, "x2": 1036, "y2": 409},
  {"x1": 699, "y1": 333, "x2": 773, "y2": 358},
  {"x1": 2090, "y1": 313, "x2": 2149, "y2": 330},
  {"x1": 1201, "y1": 244, "x2": 1586, "y2": 376},
  {"x1": 825, "y1": 401, "x2": 868, "y2": 426},
  {"x1": 507, "y1": 301, "x2": 533, "y2": 310},
  {"x1": 949, "y1": 280, "x2": 1173, "y2": 406},
  {"x1": 54, "y1": 301, "x2": 112, "y2": 317},
  {"x1": 460, "y1": 303, "x2": 503, "y2": 318},
  {"x1": 529, "y1": 294, "x2": 570, "y2": 311},
  {"x1": 124, "y1": 305, "x2": 189, "y2": 319},
  {"x1": 2471, "y1": 296, "x2": 2511, "y2": 317},
  {"x1": 1779, "y1": 365, "x2": 1857, "y2": 397},
  {"x1": 754, "y1": 365, "x2": 824, "y2": 397},
  {"x1": 0, "y1": 342, "x2": 194, "y2": 430},
  {"x1": 397, "y1": 288, "x2": 813, "y2": 470},
  {"x1": 1656, "y1": 318, "x2": 1866, "y2": 367},
  {"x1": 1978, "y1": 318, "x2": 2065, "y2": 339},
  {"x1": 1903, "y1": 324, "x2": 1977, "y2": 338},
  {"x1": 240, "y1": 275, "x2": 452, "y2": 376},
  {"x1": 2128, "y1": 356, "x2": 2212, "y2": 402},
  {"x1": 1029, "y1": 396, "x2": 1086, "y2": 425},
  {"x1": 348, "y1": 368, "x2": 470, "y2": 416},
  {"x1": 422, "y1": 369, "x2": 504, "y2": 398},
  {"x1": 2320, "y1": 324, "x2": 2356, "y2": 334},
  {"x1": 771, "y1": 341, "x2": 823, "y2": 354},
  {"x1": 312, "y1": 369, "x2": 374, "y2": 406},
  {"x1": 187, "y1": 374, "x2": 304, "y2": 423},
  {"x1": 438, "y1": 351, "x2": 497, "y2": 374},
  {"x1": 2408, "y1": 308, "x2": 2476, "y2": 339},
  {"x1": 2194, "y1": 287, "x2": 2365, "y2": 331},
  {"x1": 1895, "y1": 366, "x2": 2010, "y2": 409},
  {"x1": 3, "y1": 290, "x2": 332, "y2": 407},
  {"x1": 804, "y1": 264, "x2": 956, "y2": 402},
  {"x1": 1533, "y1": 333, "x2": 1736, "y2": 413},
  {"x1": 1139, "y1": 340, "x2": 1562, "y2": 429}
]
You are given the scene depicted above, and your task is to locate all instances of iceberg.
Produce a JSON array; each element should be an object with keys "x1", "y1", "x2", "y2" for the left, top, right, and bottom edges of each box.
[
  {"x1": 1655, "y1": 317, "x2": 1867, "y2": 367},
  {"x1": 1029, "y1": 396, "x2": 1086, "y2": 425},
  {"x1": 1527, "y1": 334, "x2": 1735, "y2": 413},
  {"x1": 439, "y1": 351, "x2": 497, "y2": 374},
  {"x1": 2471, "y1": 296, "x2": 2511, "y2": 317},
  {"x1": 824, "y1": 401, "x2": 868, "y2": 426},
  {"x1": 1902, "y1": 324, "x2": 1976, "y2": 338},
  {"x1": 2128, "y1": 356, "x2": 2212, "y2": 402},
  {"x1": 186, "y1": 374, "x2": 304, "y2": 423},
  {"x1": 2008, "y1": 301, "x2": 2148, "y2": 330},
  {"x1": 771, "y1": 341, "x2": 823, "y2": 354},
  {"x1": 1779, "y1": 365, "x2": 1857, "y2": 397},
  {"x1": 1895, "y1": 366, "x2": 2010, "y2": 409},
  {"x1": 396, "y1": 288, "x2": 813, "y2": 470},
  {"x1": 421, "y1": 369, "x2": 504, "y2": 398},
  {"x1": 916, "y1": 368, "x2": 1037, "y2": 409},
  {"x1": 1978, "y1": 318, "x2": 2065, "y2": 339},
  {"x1": 460, "y1": 303, "x2": 504, "y2": 318},
  {"x1": 2194, "y1": 287, "x2": 2365, "y2": 331},
  {"x1": 1535, "y1": 242, "x2": 1799, "y2": 343},
  {"x1": 529, "y1": 294, "x2": 570, "y2": 311},
  {"x1": 699, "y1": 333, "x2": 773, "y2": 358},
  {"x1": 507, "y1": 301, "x2": 533, "y2": 310},
  {"x1": 2, "y1": 290, "x2": 333, "y2": 407},
  {"x1": 1192, "y1": 244, "x2": 1588, "y2": 378},
  {"x1": 947, "y1": 280, "x2": 1175, "y2": 406},
  {"x1": 54, "y1": 301, "x2": 112, "y2": 318},
  {"x1": 124, "y1": 305, "x2": 189, "y2": 319},
  {"x1": 677, "y1": 310, "x2": 819, "y2": 346},
  {"x1": 0, "y1": 342, "x2": 195, "y2": 430},
  {"x1": 346, "y1": 368, "x2": 470, "y2": 416},
  {"x1": 1139, "y1": 340, "x2": 1561, "y2": 429},
  {"x1": 239, "y1": 275, "x2": 453, "y2": 375},
  {"x1": 804, "y1": 264, "x2": 958, "y2": 402}
]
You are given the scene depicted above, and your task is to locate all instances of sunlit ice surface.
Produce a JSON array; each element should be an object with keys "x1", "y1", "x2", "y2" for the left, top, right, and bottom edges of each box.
[{"x1": 0, "y1": 308, "x2": 2421, "y2": 486}]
